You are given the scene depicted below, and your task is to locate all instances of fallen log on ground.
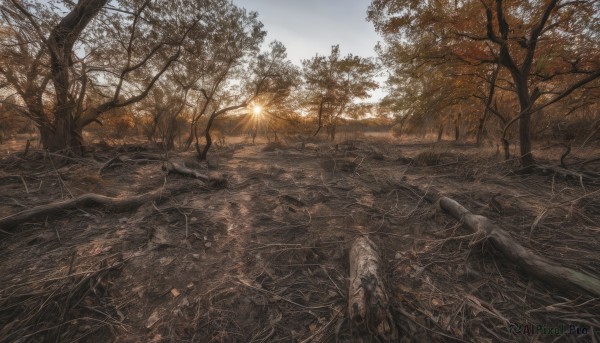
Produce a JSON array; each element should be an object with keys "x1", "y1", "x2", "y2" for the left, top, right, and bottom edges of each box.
[
  {"x1": 164, "y1": 162, "x2": 226, "y2": 187},
  {"x1": 348, "y1": 236, "x2": 397, "y2": 341},
  {"x1": 535, "y1": 164, "x2": 600, "y2": 185},
  {"x1": 0, "y1": 185, "x2": 189, "y2": 230},
  {"x1": 438, "y1": 196, "x2": 600, "y2": 297}
]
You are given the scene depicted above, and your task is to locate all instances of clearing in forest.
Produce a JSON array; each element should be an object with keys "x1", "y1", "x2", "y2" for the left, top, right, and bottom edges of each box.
[{"x1": 1, "y1": 138, "x2": 599, "y2": 342}]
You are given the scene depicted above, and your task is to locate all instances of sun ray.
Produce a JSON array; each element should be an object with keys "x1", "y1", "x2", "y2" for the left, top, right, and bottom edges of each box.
[{"x1": 253, "y1": 105, "x2": 262, "y2": 117}]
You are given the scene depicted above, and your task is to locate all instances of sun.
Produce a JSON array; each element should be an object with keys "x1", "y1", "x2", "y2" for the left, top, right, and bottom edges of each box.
[{"x1": 252, "y1": 105, "x2": 262, "y2": 117}]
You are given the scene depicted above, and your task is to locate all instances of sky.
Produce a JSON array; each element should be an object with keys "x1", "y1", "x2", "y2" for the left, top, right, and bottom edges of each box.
[{"x1": 233, "y1": 0, "x2": 386, "y2": 101}]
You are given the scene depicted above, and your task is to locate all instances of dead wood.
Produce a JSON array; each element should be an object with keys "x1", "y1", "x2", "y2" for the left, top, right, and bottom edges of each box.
[
  {"x1": 348, "y1": 236, "x2": 397, "y2": 341},
  {"x1": 390, "y1": 180, "x2": 440, "y2": 203},
  {"x1": 438, "y1": 196, "x2": 600, "y2": 297},
  {"x1": 0, "y1": 185, "x2": 189, "y2": 230},
  {"x1": 164, "y1": 161, "x2": 226, "y2": 187},
  {"x1": 99, "y1": 155, "x2": 124, "y2": 174},
  {"x1": 534, "y1": 164, "x2": 600, "y2": 185}
]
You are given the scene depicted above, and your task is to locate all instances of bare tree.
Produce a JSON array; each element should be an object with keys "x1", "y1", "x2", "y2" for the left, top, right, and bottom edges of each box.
[{"x1": 0, "y1": 0, "x2": 195, "y2": 153}]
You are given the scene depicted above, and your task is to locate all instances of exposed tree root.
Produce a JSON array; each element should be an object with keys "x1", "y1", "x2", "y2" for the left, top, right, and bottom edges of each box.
[
  {"x1": 0, "y1": 184, "x2": 190, "y2": 230},
  {"x1": 437, "y1": 196, "x2": 600, "y2": 297},
  {"x1": 164, "y1": 161, "x2": 226, "y2": 188},
  {"x1": 348, "y1": 236, "x2": 397, "y2": 341}
]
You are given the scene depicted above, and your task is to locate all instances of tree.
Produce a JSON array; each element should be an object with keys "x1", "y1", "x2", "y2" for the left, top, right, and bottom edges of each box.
[
  {"x1": 302, "y1": 45, "x2": 378, "y2": 141},
  {"x1": 0, "y1": 0, "x2": 195, "y2": 153},
  {"x1": 369, "y1": 0, "x2": 600, "y2": 167},
  {"x1": 194, "y1": 40, "x2": 298, "y2": 160},
  {"x1": 140, "y1": 83, "x2": 189, "y2": 150},
  {"x1": 242, "y1": 41, "x2": 301, "y2": 142},
  {"x1": 168, "y1": 1, "x2": 265, "y2": 154},
  {"x1": 379, "y1": 49, "x2": 484, "y2": 141}
]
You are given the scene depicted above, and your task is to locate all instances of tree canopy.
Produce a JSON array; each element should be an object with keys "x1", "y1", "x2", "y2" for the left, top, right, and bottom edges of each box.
[
  {"x1": 369, "y1": 0, "x2": 600, "y2": 165},
  {"x1": 302, "y1": 45, "x2": 378, "y2": 141}
]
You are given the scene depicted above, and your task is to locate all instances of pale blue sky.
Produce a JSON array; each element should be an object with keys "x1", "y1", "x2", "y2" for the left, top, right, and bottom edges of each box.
[{"x1": 233, "y1": 0, "x2": 385, "y2": 101}]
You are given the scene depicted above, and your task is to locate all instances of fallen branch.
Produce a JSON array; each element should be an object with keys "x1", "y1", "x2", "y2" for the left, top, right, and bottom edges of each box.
[
  {"x1": 438, "y1": 196, "x2": 600, "y2": 297},
  {"x1": 348, "y1": 236, "x2": 397, "y2": 341},
  {"x1": 164, "y1": 161, "x2": 226, "y2": 187},
  {"x1": 0, "y1": 184, "x2": 189, "y2": 230},
  {"x1": 534, "y1": 164, "x2": 600, "y2": 188},
  {"x1": 98, "y1": 155, "x2": 124, "y2": 174}
]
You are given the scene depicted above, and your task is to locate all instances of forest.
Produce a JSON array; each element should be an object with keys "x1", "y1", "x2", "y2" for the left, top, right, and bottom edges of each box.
[{"x1": 0, "y1": 0, "x2": 599, "y2": 342}]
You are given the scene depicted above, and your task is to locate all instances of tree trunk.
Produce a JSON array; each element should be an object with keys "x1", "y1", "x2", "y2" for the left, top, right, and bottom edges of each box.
[
  {"x1": 518, "y1": 111, "x2": 534, "y2": 167},
  {"x1": 198, "y1": 113, "x2": 216, "y2": 160},
  {"x1": 475, "y1": 122, "x2": 487, "y2": 146},
  {"x1": 44, "y1": 0, "x2": 108, "y2": 153},
  {"x1": 39, "y1": 119, "x2": 84, "y2": 154},
  {"x1": 39, "y1": 126, "x2": 54, "y2": 151},
  {"x1": 454, "y1": 122, "x2": 460, "y2": 141},
  {"x1": 196, "y1": 103, "x2": 245, "y2": 160},
  {"x1": 502, "y1": 138, "x2": 510, "y2": 160},
  {"x1": 437, "y1": 125, "x2": 444, "y2": 142},
  {"x1": 184, "y1": 123, "x2": 195, "y2": 150},
  {"x1": 186, "y1": 113, "x2": 204, "y2": 150},
  {"x1": 164, "y1": 120, "x2": 176, "y2": 151},
  {"x1": 329, "y1": 124, "x2": 336, "y2": 141},
  {"x1": 454, "y1": 110, "x2": 462, "y2": 142},
  {"x1": 313, "y1": 98, "x2": 326, "y2": 136},
  {"x1": 476, "y1": 66, "x2": 500, "y2": 146},
  {"x1": 512, "y1": 75, "x2": 536, "y2": 167}
]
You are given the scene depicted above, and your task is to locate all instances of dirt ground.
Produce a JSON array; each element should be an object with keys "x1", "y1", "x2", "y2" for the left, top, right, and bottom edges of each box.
[{"x1": 0, "y1": 135, "x2": 599, "y2": 342}]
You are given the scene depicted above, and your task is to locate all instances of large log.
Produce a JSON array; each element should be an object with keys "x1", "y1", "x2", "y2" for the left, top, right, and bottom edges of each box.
[
  {"x1": 438, "y1": 196, "x2": 600, "y2": 297},
  {"x1": 348, "y1": 236, "x2": 397, "y2": 341},
  {"x1": 0, "y1": 185, "x2": 188, "y2": 230}
]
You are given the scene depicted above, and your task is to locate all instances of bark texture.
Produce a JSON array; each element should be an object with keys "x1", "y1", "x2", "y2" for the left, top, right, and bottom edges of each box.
[
  {"x1": 348, "y1": 236, "x2": 397, "y2": 341},
  {"x1": 165, "y1": 162, "x2": 226, "y2": 187},
  {"x1": 438, "y1": 196, "x2": 600, "y2": 297}
]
